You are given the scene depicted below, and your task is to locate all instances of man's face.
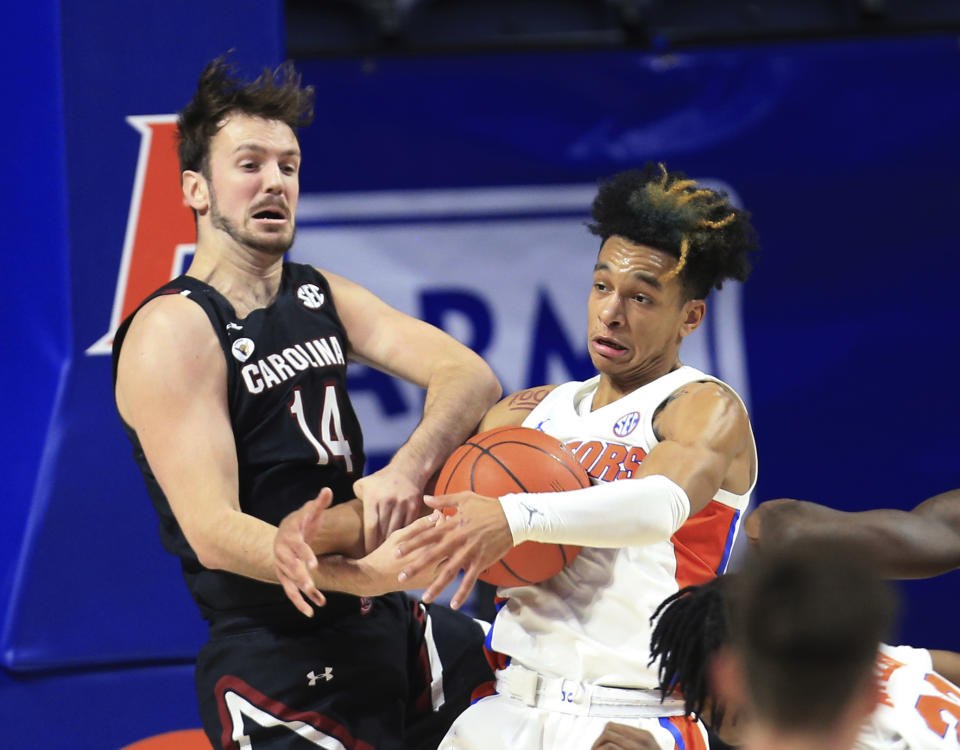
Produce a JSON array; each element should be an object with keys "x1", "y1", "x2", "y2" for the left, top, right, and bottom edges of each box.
[
  {"x1": 203, "y1": 113, "x2": 300, "y2": 255},
  {"x1": 586, "y1": 235, "x2": 702, "y2": 388}
]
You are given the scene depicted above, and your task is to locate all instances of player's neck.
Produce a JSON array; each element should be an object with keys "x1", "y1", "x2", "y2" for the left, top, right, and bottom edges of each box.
[
  {"x1": 187, "y1": 241, "x2": 284, "y2": 318},
  {"x1": 592, "y1": 360, "x2": 683, "y2": 410}
]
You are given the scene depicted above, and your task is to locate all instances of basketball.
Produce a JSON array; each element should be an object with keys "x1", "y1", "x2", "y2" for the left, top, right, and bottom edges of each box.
[{"x1": 435, "y1": 425, "x2": 589, "y2": 586}]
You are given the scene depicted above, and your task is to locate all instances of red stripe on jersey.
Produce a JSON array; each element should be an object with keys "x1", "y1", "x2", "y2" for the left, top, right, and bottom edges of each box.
[
  {"x1": 214, "y1": 675, "x2": 373, "y2": 750},
  {"x1": 411, "y1": 602, "x2": 434, "y2": 715},
  {"x1": 671, "y1": 499, "x2": 739, "y2": 590},
  {"x1": 667, "y1": 715, "x2": 710, "y2": 750}
]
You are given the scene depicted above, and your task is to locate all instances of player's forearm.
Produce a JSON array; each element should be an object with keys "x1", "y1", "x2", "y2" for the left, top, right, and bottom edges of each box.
[
  {"x1": 307, "y1": 554, "x2": 394, "y2": 597},
  {"x1": 307, "y1": 499, "x2": 365, "y2": 558},
  {"x1": 499, "y1": 475, "x2": 691, "y2": 548},
  {"x1": 189, "y1": 510, "x2": 280, "y2": 583},
  {"x1": 390, "y1": 360, "x2": 501, "y2": 486},
  {"x1": 755, "y1": 500, "x2": 960, "y2": 578}
]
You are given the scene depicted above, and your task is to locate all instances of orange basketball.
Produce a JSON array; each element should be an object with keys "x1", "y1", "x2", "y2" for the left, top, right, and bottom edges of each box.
[{"x1": 435, "y1": 426, "x2": 589, "y2": 586}]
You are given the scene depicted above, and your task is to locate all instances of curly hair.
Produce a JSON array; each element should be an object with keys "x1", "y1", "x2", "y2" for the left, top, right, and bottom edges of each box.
[
  {"x1": 588, "y1": 163, "x2": 759, "y2": 300},
  {"x1": 177, "y1": 55, "x2": 315, "y2": 176},
  {"x1": 649, "y1": 575, "x2": 732, "y2": 728}
]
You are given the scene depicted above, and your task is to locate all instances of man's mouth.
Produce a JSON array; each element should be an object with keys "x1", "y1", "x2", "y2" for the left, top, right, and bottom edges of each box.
[
  {"x1": 592, "y1": 336, "x2": 628, "y2": 357},
  {"x1": 252, "y1": 206, "x2": 287, "y2": 222}
]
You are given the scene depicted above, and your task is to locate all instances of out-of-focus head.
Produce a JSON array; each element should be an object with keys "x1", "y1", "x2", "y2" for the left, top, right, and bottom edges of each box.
[{"x1": 731, "y1": 542, "x2": 896, "y2": 738}]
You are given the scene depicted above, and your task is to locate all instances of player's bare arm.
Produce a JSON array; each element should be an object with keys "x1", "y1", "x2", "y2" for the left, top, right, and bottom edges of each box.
[
  {"x1": 476, "y1": 385, "x2": 558, "y2": 432},
  {"x1": 116, "y1": 295, "x2": 280, "y2": 582},
  {"x1": 396, "y1": 381, "x2": 754, "y2": 609},
  {"x1": 324, "y1": 270, "x2": 501, "y2": 551},
  {"x1": 745, "y1": 492, "x2": 960, "y2": 579},
  {"x1": 642, "y1": 380, "x2": 755, "y2": 512},
  {"x1": 930, "y1": 649, "x2": 960, "y2": 687}
]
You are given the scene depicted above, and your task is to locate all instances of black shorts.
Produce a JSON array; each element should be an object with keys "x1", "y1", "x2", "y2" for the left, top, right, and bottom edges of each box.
[{"x1": 195, "y1": 593, "x2": 492, "y2": 750}]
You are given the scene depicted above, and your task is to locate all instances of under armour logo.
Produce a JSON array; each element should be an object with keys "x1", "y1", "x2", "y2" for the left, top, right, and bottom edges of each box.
[{"x1": 306, "y1": 668, "x2": 334, "y2": 686}]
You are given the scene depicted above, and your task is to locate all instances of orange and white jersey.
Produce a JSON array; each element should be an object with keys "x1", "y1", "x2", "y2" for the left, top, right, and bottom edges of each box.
[
  {"x1": 487, "y1": 365, "x2": 756, "y2": 688},
  {"x1": 855, "y1": 644, "x2": 960, "y2": 750}
]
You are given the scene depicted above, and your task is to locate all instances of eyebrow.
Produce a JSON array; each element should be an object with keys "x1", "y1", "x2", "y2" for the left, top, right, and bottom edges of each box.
[
  {"x1": 233, "y1": 143, "x2": 301, "y2": 158},
  {"x1": 593, "y1": 262, "x2": 663, "y2": 290}
]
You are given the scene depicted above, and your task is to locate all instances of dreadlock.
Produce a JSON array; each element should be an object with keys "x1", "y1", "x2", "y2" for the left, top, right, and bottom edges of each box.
[
  {"x1": 588, "y1": 163, "x2": 759, "y2": 300},
  {"x1": 649, "y1": 576, "x2": 732, "y2": 727}
]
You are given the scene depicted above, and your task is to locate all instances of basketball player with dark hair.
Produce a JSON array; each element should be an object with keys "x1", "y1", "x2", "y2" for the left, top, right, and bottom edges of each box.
[
  {"x1": 745, "y1": 488, "x2": 960, "y2": 579},
  {"x1": 112, "y1": 56, "x2": 499, "y2": 749},
  {"x1": 594, "y1": 546, "x2": 960, "y2": 750},
  {"x1": 315, "y1": 163, "x2": 761, "y2": 749}
]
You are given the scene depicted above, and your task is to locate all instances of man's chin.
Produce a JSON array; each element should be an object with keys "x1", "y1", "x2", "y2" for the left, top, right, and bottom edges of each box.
[{"x1": 249, "y1": 230, "x2": 295, "y2": 256}]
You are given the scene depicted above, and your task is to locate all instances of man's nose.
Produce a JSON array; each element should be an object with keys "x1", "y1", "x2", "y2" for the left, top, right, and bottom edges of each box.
[{"x1": 598, "y1": 295, "x2": 625, "y2": 326}]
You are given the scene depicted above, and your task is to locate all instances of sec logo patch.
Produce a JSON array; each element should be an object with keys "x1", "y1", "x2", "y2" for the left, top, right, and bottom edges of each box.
[{"x1": 613, "y1": 411, "x2": 640, "y2": 438}]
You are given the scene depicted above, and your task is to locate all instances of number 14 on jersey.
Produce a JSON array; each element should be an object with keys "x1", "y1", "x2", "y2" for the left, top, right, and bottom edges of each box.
[{"x1": 289, "y1": 386, "x2": 354, "y2": 473}]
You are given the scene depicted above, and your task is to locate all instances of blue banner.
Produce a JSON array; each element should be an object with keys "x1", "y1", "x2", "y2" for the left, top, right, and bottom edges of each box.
[{"x1": 4, "y1": 11, "x2": 959, "y2": 746}]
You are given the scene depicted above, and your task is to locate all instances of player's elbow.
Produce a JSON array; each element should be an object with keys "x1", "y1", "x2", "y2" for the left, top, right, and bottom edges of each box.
[
  {"x1": 191, "y1": 537, "x2": 226, "y2": 571},
  {"x1": 445, "y1": 351, "x2": 502, "y2": 406},
  {"x1": 182, "y1": 522, "x2": 231, "y2": 571}
]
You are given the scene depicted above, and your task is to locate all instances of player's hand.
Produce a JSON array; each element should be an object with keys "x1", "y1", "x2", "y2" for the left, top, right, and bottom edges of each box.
[
  {"x1": 394, "y1": 491, "x2": 514, "y2": 610},
  {"x1": 355, "y1": 512, "x2": 447, "y2": 594},
  {"x1": 591, "y1": 722, "x2": 660, "y2": 750},
  {"x1": 274, "y1": 489, "x2": 333, "y2": 616},
  {"x1": 354, "y1": 465, "x2": 423, "y2": 553}
]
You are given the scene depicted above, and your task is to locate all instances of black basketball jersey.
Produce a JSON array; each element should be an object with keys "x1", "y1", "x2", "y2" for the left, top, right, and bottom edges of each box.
[{"x1": 112, "y1": 262, "x2": 368, "y2": 626}]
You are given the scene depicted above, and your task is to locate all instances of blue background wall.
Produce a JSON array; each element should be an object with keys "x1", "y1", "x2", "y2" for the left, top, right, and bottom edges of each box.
[{"x1": 2, "y1": 1, "x2": 958, "y2": 746}]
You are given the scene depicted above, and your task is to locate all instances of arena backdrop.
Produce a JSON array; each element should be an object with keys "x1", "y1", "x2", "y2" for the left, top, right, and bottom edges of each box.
[{"x1": 4, "y1": 2, "x2": 959, "y2": 746}]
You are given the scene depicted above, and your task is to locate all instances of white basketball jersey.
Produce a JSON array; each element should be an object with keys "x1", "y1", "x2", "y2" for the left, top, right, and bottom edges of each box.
[
  {"x1": 487, "y1": 365, "x2": 755, "y2": 688},
  {"x1": 855, "y1": 644, "x2": 960, "y2": 750}
]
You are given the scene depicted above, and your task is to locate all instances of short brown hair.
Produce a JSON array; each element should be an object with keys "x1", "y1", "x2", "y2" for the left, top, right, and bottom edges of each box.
[{"x1": 177, "y1": 55, "x2": 315, "y2": 176}]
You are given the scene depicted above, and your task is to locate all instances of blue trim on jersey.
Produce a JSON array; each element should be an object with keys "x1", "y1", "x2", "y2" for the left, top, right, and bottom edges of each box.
[
  {"x1": 715, "y1": 508, "x2": 741, "y2": 574},
  {"x1": 470, "y1": 690, "x2": 498, "y2": 705},
  {"x1": 659, "y1": 717, "x2": 685, "y2": 750}
]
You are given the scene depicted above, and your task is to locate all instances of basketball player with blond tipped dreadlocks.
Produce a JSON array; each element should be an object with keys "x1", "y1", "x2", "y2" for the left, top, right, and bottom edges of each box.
[{"x1": 340, "y1": 163, "x2": 761, "y2": 750}]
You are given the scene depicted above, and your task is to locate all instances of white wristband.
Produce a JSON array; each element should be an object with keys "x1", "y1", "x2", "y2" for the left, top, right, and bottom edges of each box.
[{"x1": 499, "y1": 474, "x2": 691, "y2": 548}]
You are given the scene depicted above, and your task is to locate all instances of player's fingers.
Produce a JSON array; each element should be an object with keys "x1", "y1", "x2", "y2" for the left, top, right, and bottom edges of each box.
[
  {"x1": 279, "y1": 576, "x2": 314, "y2": 617},
  {"x1": 393, "y1": 512, "x2": 443, "y2": 550},
  {"x1": 391, "y1": 511, "x2": 441, "y2": 545},
  {"x1": 448, "y1": 566, "x2": 479, "y2": 611},
  {"x1": 423, "y1": 493, "x2": 458, "y2": 510},
  {"x1": 303, "y1": 491, "x2": 333, "y2": 534},
  {"x1": 363, "y1": 504, "x2": 382, "y2": 553},
  {"x1": 301, "y1": 579, "x2": 327, "y2": 609},
  {"x1": 421, "y1": 551, "x2": 468, "y2": 604},
  {"x1": 381, "y1": 502, "x2": 402, "y2": 542},
  {"x1": 398, "y1": 499, "x2": 420, "y2": 531}
]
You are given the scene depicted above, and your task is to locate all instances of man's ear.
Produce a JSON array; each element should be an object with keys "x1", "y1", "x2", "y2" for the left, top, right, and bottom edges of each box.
[
  {"x1": 182, "y1": 170, "x2": 209, "y2": 213},
  {"x1": 678, "y1": 298, "x2": 706, "y2": 340}
]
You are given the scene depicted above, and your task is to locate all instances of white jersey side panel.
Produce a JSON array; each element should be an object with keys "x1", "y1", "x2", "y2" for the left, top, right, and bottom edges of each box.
[
  {"x1": 488, "y1": 365, "x2": 755, "y2": 687},
  {"x1": 855, "y1": 644, "x2": 960, "y2": 750}
]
